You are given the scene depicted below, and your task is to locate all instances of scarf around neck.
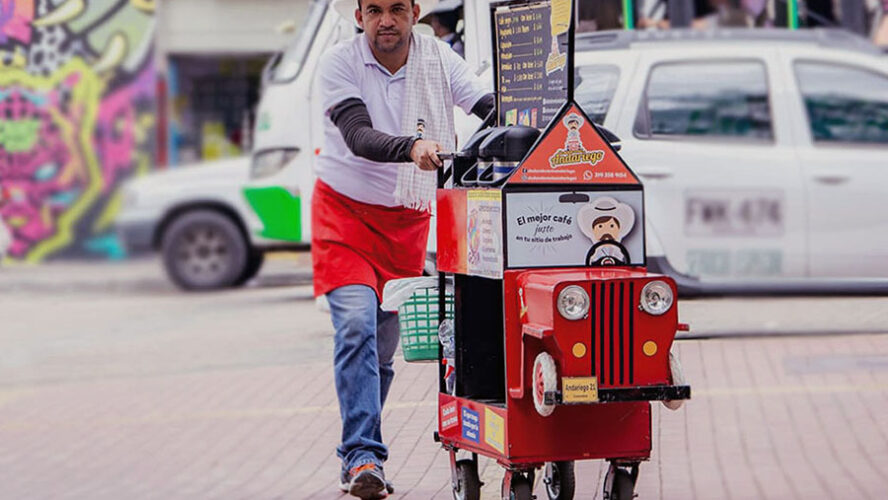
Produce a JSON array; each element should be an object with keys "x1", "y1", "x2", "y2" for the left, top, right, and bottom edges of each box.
[{"x1": 394, "y1": 33, "x2": 455, "y2": 212}]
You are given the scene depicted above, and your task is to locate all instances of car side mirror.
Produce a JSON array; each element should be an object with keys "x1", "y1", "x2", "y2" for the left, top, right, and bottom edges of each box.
[{"x1": 594, "y1": 124, "x2": 622, "y2": 152}]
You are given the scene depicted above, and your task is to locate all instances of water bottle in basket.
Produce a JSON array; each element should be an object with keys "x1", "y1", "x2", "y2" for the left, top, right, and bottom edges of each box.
[{"x1": 438, "y1": 319, "x2": 456, "y2": 394}]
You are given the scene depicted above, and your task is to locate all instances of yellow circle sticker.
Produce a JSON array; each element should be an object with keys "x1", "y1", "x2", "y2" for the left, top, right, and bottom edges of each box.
[
  {"x1": 643, "y1": 341, "x2": 658, "y2": 357},
  {"x1": 572, "y1": 342, "x2": 587, "y2": 358}
]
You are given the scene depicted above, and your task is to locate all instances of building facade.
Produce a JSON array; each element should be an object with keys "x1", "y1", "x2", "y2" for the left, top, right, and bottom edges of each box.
[{"x1": 0, "y1": 0, "x2": 307, "y2": 262}]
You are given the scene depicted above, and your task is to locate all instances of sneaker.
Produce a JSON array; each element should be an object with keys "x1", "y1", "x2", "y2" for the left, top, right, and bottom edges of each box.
[{"x1": 338, "y1": 463, "x2": 393, "y2": 499}]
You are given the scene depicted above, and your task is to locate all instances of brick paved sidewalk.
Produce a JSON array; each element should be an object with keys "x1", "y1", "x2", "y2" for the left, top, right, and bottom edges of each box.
[{"x1": 2, "y1": 333, "x2": 887, "y2": 499}]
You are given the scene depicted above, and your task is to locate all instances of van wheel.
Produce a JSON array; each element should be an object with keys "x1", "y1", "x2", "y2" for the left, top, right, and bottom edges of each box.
[{"x1": 161, "y1": 210, "x2": 248, "y2": 290}]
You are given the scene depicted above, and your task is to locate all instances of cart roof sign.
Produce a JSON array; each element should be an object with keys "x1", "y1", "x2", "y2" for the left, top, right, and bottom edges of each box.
[{"x1": 507, "y1": 102, "x2": 640, "y2": 186}]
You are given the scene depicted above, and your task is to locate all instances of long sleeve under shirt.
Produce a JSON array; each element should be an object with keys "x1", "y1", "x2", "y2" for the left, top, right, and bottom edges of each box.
[
  {"x1": 314, "y1": 34, "x2": 491, "y2": 207},
  {"x1": 329, "y1": 93, "x2": 495, "y2": 163}
]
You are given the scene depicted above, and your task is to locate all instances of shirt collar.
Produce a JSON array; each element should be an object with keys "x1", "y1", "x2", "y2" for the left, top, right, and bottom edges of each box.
[{"x1": 359, "y1": 33, "x2": 408, "y2": 78}]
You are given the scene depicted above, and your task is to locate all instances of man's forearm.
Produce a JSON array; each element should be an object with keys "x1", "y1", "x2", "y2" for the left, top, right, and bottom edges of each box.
[
  {"x1": 329, "y1": 99, "x2": 416, "y2": 163},
  {"x1": 329, "y1": 93, "x2": 496, "y2": 162}
]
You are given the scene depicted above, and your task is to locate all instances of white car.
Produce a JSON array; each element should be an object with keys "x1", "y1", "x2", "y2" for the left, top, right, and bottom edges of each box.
[
  {"x1": 115, "y1": 157, "x2": 305, "y2": 290},
  {"x1": 554, "y1": 28, "x2": 888, "y2": 294}
]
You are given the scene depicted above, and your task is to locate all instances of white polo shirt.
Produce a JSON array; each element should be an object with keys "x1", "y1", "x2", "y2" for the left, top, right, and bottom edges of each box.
[{"x1": 315, "y1": 33, "x2": 488, "y2": 207}]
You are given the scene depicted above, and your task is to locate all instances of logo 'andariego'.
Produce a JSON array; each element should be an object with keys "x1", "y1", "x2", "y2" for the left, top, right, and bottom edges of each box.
[
  {"x1": 549, "y1": 149, "x2": 605, "y2": 168},
  {"x1": 548, "y1": 112, "x2": 605, "y2": 169}
]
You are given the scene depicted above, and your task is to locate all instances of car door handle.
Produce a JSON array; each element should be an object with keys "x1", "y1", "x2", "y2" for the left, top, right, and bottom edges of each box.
[
  {"x1": 811, "y1": 171, "x2": 850, "y2": 185},
  {"x1": 636, "y1": 168, "x2": 674, "y2": 180}
]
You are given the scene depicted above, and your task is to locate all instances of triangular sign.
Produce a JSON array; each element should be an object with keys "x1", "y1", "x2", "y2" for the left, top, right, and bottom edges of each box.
[{"x1": 507, "y1": 102, "x2": 640, "y2": 185}]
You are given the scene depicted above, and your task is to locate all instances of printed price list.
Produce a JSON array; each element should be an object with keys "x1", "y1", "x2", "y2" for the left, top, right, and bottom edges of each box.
[{"x1": 494, "y1": 1, "x2": 567, "y2": 129}]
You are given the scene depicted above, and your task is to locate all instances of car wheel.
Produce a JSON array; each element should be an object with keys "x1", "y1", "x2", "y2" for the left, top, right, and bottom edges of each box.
[
  {"x1": 161, "y1": 209, "x2": 248, "y2": 291},
  {"x1": 234, "y1": 250, "x2": 265, "y2": 286}
]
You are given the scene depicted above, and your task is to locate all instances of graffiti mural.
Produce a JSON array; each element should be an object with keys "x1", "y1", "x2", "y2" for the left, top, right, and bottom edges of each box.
[{"x1": 0, "y1": 0, "x2": 156, "y2": 262}]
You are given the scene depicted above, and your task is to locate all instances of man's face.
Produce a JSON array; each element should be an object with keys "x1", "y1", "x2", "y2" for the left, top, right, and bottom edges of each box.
[
  {"x1": 593, "y1": 217, "x2": 620, "y2": 242},
  {"x1": 357, "y1": 0, "x2": 419, "y2": 54}
]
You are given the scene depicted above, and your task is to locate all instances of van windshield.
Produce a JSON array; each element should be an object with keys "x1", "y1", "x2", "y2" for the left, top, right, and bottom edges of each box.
[{"x1": 271, "y1": 0, "x2": 329, "y2": 83}]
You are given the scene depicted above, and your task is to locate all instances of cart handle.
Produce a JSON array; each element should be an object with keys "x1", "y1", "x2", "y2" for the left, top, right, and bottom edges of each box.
[{"x1": 436, "y1": 152, "x2": 455, "y2": 188}]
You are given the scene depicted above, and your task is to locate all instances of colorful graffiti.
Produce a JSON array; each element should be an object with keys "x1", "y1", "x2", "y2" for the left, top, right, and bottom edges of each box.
[{"x1": 0, "y1": 0, "x2": 155, "y2": 262}]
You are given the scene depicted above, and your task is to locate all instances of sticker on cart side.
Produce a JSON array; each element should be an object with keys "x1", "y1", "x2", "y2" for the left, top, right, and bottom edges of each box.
[
  {"x1": 562, "y1": 377, "x2": 599, "y2": 403},
  {"x1": 508, "y1": 103, "x2": 639, "y2": 185},
  {"x1": 440, "y1": 401, "x2": 459, "y2": 431},
  {"x1": 505, "y1": 190, "x2": 644, "y2": 268},
  {"x1": 466, "y1": 190, "x2": 503, "y2": 279},
  {"x1": 461, "y1": 407, "x2": 480, "y2": 443},
  {"x1": 483, "y1": 407, "x2": 505, "y2": 453}
]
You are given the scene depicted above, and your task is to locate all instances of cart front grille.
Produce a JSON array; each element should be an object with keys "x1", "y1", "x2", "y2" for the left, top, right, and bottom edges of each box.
[{"x1": 592, "y1": 281, "x2": 635, "y2": 388}]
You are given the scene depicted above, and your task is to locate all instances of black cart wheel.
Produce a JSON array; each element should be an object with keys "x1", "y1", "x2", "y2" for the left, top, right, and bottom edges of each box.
[
  {"x1": 544, "y1": 461, "x2": 575, "y2": 500},
  {"x1": 452, "y1": 459, "x2": 481, "y2": 500},
  {"x1": 507, "y1": 473, "x2": 533, "y2": 500},
  {"x1": 604, "y1": 465, "x2": 636, "y2": 500}
]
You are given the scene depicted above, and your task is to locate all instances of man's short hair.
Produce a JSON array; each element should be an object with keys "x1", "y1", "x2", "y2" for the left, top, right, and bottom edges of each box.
[
  {"x1": 357, "y1": 0, "x2": 416, "y2": 9},
  {"x1": 593, "y1": 216, "x2": 620, "y2": 228}
]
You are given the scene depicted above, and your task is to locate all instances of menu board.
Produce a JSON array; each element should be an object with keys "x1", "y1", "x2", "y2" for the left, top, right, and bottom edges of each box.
[{"x1": 493, "y1": 0, "x2": 572, "y2": 130}]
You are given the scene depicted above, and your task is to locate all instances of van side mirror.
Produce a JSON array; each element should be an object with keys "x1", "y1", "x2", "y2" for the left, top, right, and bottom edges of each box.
[
  {"x1": 261, "y1": 52, "x2": 282, "y2": 89},
  {"x1": 595, "y1": 124, "x2": 622, "y2": 152}
]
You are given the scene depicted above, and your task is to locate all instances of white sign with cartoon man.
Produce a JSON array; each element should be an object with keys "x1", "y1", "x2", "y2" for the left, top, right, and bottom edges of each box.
[
  {"x1": 505, "y1": 190, "x2": 644, "y2": 268},
  {"x1": 577, "y1": 196, "x2": 636, "y2": 266}
]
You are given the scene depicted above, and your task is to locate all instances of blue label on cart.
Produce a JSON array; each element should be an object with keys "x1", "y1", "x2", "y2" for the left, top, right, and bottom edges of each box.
[{"x1": 461, "y1": 407, "x2": 480, "y2": 443}]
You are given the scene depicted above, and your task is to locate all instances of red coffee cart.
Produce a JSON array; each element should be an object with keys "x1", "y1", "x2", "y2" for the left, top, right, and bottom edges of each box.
[{"x1": 430, "y1": 2, "x2": 690, "y2": 498}]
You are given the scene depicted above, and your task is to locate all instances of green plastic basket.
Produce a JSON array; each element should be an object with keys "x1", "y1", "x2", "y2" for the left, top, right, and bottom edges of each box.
[{"x1": 398, "y1": 286, "x2": 454, "y2": 362}]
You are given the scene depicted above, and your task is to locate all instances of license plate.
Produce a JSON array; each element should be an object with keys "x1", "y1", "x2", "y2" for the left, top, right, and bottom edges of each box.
[
  {"x1": 562, "y1": 377, "x2": 598, "y2": 403},
  {"x1": 685, "y1": 190, "x2": 783, "y2": 237}
]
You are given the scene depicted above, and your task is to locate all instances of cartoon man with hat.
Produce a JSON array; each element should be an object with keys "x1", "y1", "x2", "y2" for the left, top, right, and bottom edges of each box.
[
  {"x1": 563, "y1": 112, "x2": 584, "y2": 151},
  {"x1": 577, "y1": 196, "x2": 636, "y2": 266}
]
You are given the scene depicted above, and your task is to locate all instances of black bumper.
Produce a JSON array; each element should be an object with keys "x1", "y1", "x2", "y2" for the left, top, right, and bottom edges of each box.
[{"x1": 545, "y1": 385, "x2": 691, "y2": 405}]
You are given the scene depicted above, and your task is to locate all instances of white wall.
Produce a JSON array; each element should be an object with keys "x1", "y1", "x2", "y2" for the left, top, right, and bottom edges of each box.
[{"x1": 159, "y1": 0, "x2": 311, "y2": 55}]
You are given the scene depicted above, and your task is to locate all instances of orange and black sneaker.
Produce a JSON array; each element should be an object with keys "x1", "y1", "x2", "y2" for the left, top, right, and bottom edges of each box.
[{"x1": 338, "y1": 463, "x2": 393, "y2": 499}]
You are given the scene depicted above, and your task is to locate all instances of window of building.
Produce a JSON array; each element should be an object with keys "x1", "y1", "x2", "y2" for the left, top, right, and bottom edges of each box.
[
  {"x1": 635, "y1": 61, "x2": 773, "y2": 140},
  {"x1": 795, "y1": 62, "x2": 888, "y2": 145}
]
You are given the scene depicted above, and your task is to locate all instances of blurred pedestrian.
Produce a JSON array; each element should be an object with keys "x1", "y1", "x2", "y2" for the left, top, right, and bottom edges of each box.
[
  {"x1": 421, "y1": 0, "x2": 464, "y2": 57},
  {"x1": 876, "y1": 0, "x2": 888, "y2": 46},
  {"x1": 0, "y1": 186, "x2": 11, "y2": 261},
  {"x1": 315, "y1": 0, "x2": 493, "y2": 498}
]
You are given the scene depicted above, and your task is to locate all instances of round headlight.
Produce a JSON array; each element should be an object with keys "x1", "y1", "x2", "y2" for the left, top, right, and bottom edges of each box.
[
  {"x1": 640, "y1": 281, "x2": 674, "y2": 316},
  {"x1": 557, "y1": 285, "x2": 590, "y2": 320}
]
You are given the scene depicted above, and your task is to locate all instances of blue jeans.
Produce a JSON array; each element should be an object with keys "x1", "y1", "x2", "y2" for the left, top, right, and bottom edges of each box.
[{"x1": 327, "y1": 285, "x2": 400, "y2": 470}]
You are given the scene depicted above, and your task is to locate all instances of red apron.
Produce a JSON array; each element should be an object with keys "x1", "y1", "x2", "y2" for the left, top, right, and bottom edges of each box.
[{"x1": 311, "y1": 179, "x2": 431, "y2": 300}]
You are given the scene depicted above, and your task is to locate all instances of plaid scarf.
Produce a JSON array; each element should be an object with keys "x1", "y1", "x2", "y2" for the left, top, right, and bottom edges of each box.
[{"x1": 394, "y1": 33, "x2": 455, "y2": 212}]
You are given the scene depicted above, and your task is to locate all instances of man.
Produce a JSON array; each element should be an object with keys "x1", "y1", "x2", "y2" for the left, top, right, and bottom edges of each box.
[
  {"x1": 0, "y1": 186, "x2": 11, "y2": 261},
  {"x1": 877, "y1": 0, "x2": 888, "y2": 47},
  {"x1": 315, "y1": 1, "x2": 493, "y2": 498},
  {"x1": 421, "y1": 0, "x2": 464, "y2": 57}
]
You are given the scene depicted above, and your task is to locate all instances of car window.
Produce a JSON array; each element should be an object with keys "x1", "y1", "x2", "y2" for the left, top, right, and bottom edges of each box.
[
  {"x1": 794, "y1": 62, "x2": 888, "y2": 145},
  {"x1": 574, "y1": 65, "x2": 620, "y2": 125},
  {"x1": 635, "y1": 61, "x2": 773, "y2": 141}
]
